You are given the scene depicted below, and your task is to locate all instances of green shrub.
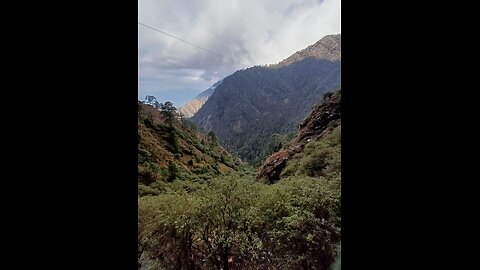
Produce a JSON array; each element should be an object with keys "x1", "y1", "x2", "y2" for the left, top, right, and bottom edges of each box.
[
  {"x1": 138, "y1": 184, "x2": 160, "y2": 196},
  {"x1": 138, "y1": 148, "x2": 152, "y2": 164},
  {"x1": 282, "y1": 126, "x2": 340, "y2": 179},
  {"x1": 167, "y1": 162, "x2": 180, "y2": 182},
  {"x1": 138, "y1": 174, "x2": 341, "y2": 269}
]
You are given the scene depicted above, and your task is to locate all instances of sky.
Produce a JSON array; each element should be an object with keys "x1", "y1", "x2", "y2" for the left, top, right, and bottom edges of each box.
[{"x1": 138, "y1": 0, "x2": 341, "y2": 107}]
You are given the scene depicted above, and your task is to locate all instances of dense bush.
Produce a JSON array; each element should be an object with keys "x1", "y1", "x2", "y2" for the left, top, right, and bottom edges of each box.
[
  {"x1": 138, "y1": 184, "x2": 161, "y2": 197},
  {"x1": 167, "y1": 162, "x2": 180, "y2": 182},
  {"x1": 138, "y1": 148, "x2": 152, "y2": 164},
  {"x1": 283, "y1": 126, "x2": 341, "y2": 178},
  {"x1": 138, "y1": 175, "x2": 340, "y2": 269}
]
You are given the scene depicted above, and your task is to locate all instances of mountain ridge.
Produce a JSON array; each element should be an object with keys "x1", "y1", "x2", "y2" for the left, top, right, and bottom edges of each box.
[
  {"x1": 178, "y1": 80, "x2": 223, "y2": 118},
  {"x1": 273, "y1": 34, "x2": 341, "y2": 68},
  {"x1": 192, "y1": 34, "x2": 341, "y2": 164}
]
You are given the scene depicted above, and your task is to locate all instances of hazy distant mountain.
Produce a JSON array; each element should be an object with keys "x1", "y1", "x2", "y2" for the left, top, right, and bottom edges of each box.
[
  {"x1": 192, "y1": 34, "x2": 341, "y2": 164},
  {"x1": 178, "y1": 80, "x2": 223, "y2": 118}
]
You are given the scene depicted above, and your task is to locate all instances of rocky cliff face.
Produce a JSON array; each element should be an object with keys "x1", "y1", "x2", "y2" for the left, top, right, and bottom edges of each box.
[
  {"x1": 257, "y1": 90, "x2": 341, "y2": 182},
  {"x1": 178, "y1": 96, "x2": 209, "y2": 118}
]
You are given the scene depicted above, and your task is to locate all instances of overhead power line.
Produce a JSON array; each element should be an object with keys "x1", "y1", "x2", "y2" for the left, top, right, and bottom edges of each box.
[{"x1": 138, "y1": 22, "x2": 247, "y2": 66}]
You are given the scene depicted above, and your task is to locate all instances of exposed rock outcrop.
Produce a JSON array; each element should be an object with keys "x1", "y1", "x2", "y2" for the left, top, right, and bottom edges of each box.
[
  {"x1": 178, "y1": 96, "x2": 209, "y2": 118},
  {"x1": 256, "y1": 90, "x2": 341, "y2": 182},
  {"x1": 179, "y1": 80, "x2": 223, "y2": 118}
]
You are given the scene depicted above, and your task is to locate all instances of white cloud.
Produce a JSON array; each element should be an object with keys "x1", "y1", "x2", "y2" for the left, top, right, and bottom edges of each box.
[{"x1": 138, "y1": 0, "x2": 340, "y2": 106}]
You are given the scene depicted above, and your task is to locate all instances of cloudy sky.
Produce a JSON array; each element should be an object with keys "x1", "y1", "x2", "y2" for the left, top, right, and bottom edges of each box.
[{"x1": 138, "y1": 0, "x2": 341, "y2": 107}]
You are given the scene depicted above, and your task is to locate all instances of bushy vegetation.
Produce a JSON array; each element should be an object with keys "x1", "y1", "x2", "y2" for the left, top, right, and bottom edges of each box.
[
  {"x1": 138, "y1": 97, "x2": 341, "y2": 270},
  {"x1": 282, "y1": 126, "x2": 341, "y2": 178},
  {"x1": 241, "y1": 132, "x2": 295, "y2": 167},
  {"x1": 138, "y1": 101, "x2": 245, "y2": 189},
  {"x1": 138, "y1": 174, "x2": 340, "y2": 270}
]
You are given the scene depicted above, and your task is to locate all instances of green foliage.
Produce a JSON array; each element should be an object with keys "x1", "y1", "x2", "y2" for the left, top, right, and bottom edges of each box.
[
  {"x1": 138, "y1": 184, "x2": 161, "y2": 197},
  {"x1": 166, "y1": 127, "x2": 180, "y2": 153},
  {"x1": 138, "y1": 174, "x2": 340, "y2": 269},
  {"x1": 193, "y1": 140, "x2": 207, "y2": 154},
  {"x1": 138, "y1": 92, "x2": 341, "y2": 269},
  {"x1": 167, "y1": 162, "x2": 180, "y2": 182},
  {"x1": 160, "y1": 101, "x2": 177, "y2": 126},
  {"x1": 246, "y1": 132, "x2": 295, "y2": 167},
  {"x1": 138, "y1": 148, "x2": 151, "y2": 164},
  {"x1": 261, "y1": 176, "x2": 341, "y2": 269},
  {"x1": 208, "y1": 130, "x2": 217, "y2": 145},
  {"x1": 148, "y1": 162, "x2": 161, "y2": 177},
  {"x1": 191, "y1": 60, "x2": 341, "y2": 164},
  {"x1": 283, "y1": 126, "x2": 341, "y2": 178},
  {"x1": 138, "y1": 162, "x2": 161, "y2": 185},
  {"x1": 138, "y1": 101, "x2": 247, "y2": 193},
  {"x1": 143, "y1": 115, "x2": 154, "y2": 129}
]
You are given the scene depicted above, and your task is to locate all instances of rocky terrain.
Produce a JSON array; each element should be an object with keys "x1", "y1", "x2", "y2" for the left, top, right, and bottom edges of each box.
[{"x1": 257, "y1": 89, "x2": 341, "y2": 182}]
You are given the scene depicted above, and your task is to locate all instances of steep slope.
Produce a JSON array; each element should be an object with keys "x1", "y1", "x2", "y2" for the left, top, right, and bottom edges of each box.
[
  {"x1": 192, "y1": 34, "x2": 341, "y2": 164},
  {"x1": 257, "y1": 90, "x2": 341, "y2": 183},
  {"x1": 138, "y1": 101, "x2": 245, "y2": 195},
  {"x1": 274, "y1": 33, "x2": 341, "y2": 67},
  {"x1": 139, "y1": 92, "x2": 341, "y2": 270},
  {"x1": 178, "y1": 80, "x2": 223, "y2": 118}
]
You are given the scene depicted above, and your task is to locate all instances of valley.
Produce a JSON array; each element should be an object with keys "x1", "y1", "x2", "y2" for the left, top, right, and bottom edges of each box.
[{"x1": 138, "y1": 35, "x2": 341, "y2": 270}]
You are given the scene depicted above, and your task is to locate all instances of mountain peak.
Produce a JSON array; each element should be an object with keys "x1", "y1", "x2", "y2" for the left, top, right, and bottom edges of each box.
[{"x1": 274, "y1": 33, "x2": 341, "y2": 68}]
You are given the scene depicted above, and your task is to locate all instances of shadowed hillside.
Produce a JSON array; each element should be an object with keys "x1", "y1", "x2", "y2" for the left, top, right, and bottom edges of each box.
[{"x1": 192, "y1": 34, "x2": 341, "y2": 165}]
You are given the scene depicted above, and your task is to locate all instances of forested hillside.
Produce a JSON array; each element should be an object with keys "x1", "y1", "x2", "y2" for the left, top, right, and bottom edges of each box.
[
  {"x1": 138, "y1": 101, "x2": 247, "y2": 196},
  {"x1": 138, "y1": 91, "x2": 341, "y2": 269},
  {"x1": 192, "y1": 34, "x2": 341, "y2": 165}
]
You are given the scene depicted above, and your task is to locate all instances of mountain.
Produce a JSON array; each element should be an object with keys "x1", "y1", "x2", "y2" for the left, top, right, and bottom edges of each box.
[
  {"x1": 137, "y1": 101, "x2": 245, "y2": 195},
  {"x1": 138, "y1": 92, "x2": 341, "y2": 269},
  {"x1": 138, "y1": 93, "x2": 341, "y2": 270},
  {"x1": 178, "y1": 80, "x2": 223, "y2": 118},
  {"x1": 274, "y1": 33, "x2": 341, "y2": 67},
  {"x1": 257, "y1": 89, "x2": 341, "y2": 183},
  {"x1": 192, "y1": 34, "x2": 341, "y2": 164}
]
